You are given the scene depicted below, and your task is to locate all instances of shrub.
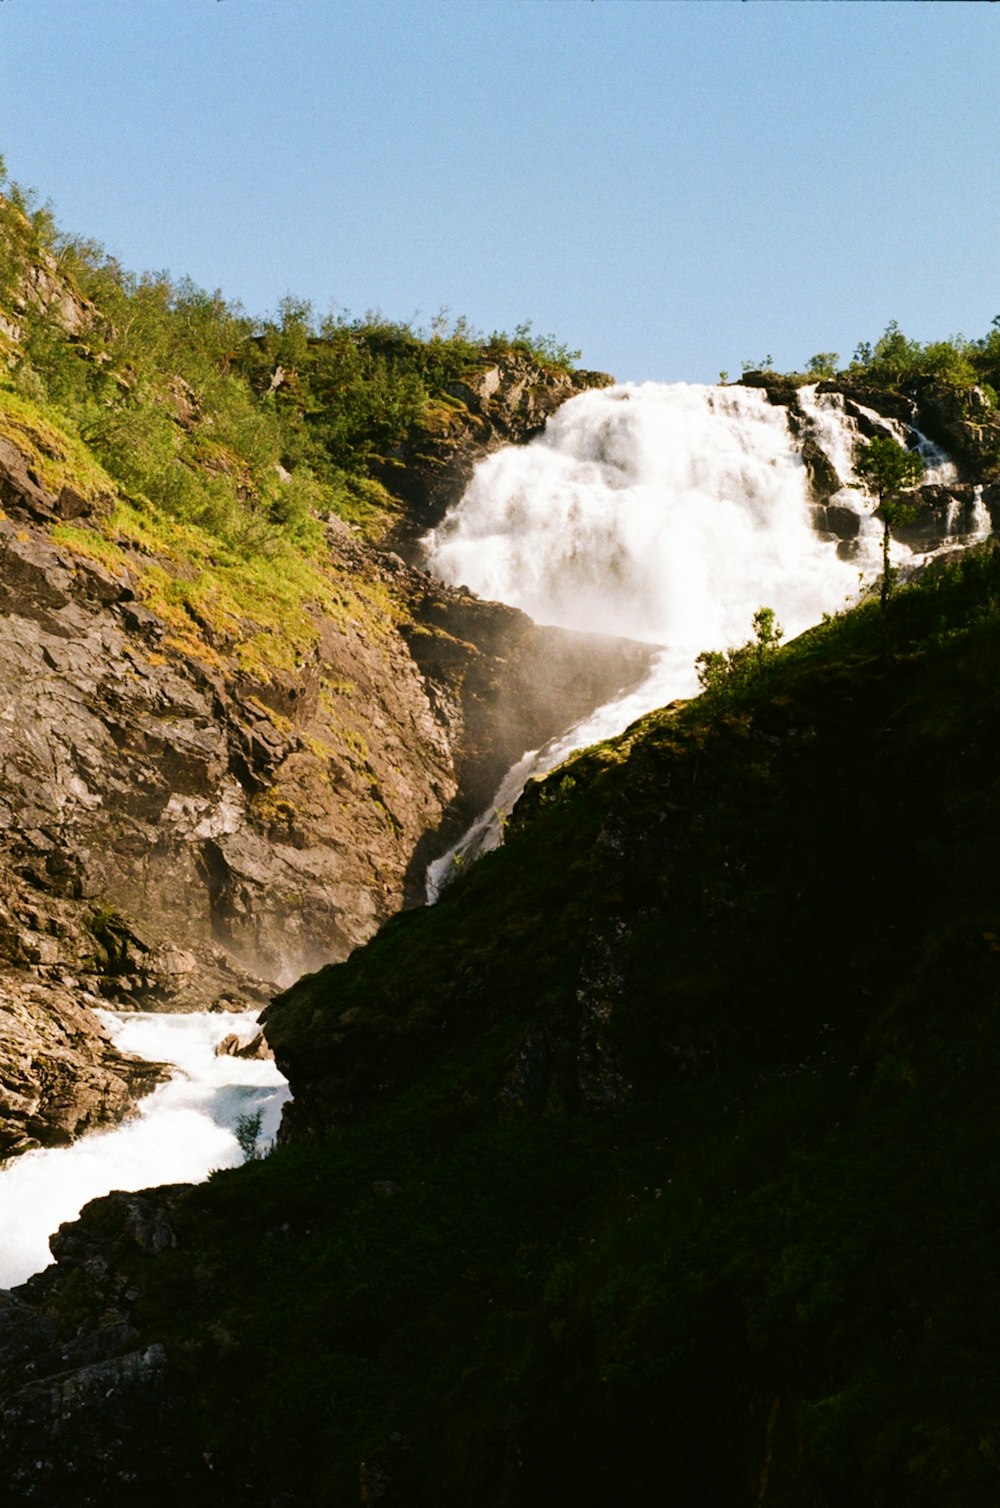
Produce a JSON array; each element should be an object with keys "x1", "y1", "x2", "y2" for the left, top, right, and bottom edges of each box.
[{"x1": 696, "y1": 606, "x2": 784, "y2": 694}]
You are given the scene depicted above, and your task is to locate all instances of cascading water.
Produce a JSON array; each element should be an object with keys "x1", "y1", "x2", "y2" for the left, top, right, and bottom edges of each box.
[
  {"x1": 428, "y1": 383, "x2": 877, "y2": 646},
  {"x1": 423, "y1": 380, "x2": 972, "y2": 896},
  {"x1": 0, "y1": 1009, "x2": 289, "y2": 1288},
  {"x1": 798, "y1": 384, "x2": 959, "y2": 490}
]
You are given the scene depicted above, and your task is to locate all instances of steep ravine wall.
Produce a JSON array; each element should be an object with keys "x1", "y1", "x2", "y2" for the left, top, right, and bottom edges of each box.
[{"x1": 0, "y1": 368, "x2": 650, "y2": 1158}]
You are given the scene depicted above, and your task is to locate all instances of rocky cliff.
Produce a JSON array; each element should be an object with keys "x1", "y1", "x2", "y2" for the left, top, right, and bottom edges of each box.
[
  {"x1": 739, "y1": 370, "x2": 1000, "y2": 552},
  {"x1": 379, "y1": 353, "x2": 614, "y2": 551}
]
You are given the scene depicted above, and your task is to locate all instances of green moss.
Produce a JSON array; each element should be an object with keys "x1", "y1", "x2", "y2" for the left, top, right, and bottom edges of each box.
[
  {"x1": 0, "y1": 386, "x2": 116, "y2": 506},
  {"x1": 52, "y1": 491, "x2": 400, "y2": 676}
]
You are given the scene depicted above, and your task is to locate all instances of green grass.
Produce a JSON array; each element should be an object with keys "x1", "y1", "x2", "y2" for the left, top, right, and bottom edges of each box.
[
  {"x1": 0, "y1": 385, "x2": 117, "y2": 508},
  {"x1": 52, "y1": 495, "x2": 396, "y2": 675}
]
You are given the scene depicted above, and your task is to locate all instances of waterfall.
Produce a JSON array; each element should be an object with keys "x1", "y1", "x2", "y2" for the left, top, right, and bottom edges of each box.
[
  {"x1": 422, "y1": 381, "x2": 974, "y2": 895},
  {"x1": 427, "y1": 383, "x2": 878, "y2": 646},
  {"x1": 0, "y1": 1010, "x2": 289, "y2": 1288}
]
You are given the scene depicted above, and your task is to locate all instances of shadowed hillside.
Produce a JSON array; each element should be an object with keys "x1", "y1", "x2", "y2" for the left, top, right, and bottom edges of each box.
[{"x1": 5, "y1": 546, "x2": 1000, "y2": 1505}]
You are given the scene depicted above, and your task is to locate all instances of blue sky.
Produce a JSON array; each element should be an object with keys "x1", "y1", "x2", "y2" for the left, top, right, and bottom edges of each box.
[{"x1": 0, "y1": 1, "x2": 997, "y2": 384}]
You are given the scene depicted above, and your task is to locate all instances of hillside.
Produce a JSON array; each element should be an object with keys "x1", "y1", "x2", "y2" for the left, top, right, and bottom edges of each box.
[
  {"x1": 3, "y1": 174, "x2": 1000, "y2": 1505},
  {"x1": 3, "y1": 546, "x2": 1000, "y2": 1505}
]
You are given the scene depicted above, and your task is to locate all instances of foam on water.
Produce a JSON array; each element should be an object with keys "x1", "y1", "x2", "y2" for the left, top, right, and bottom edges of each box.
[
  {"x1": 0, "y1": 1009, "x2": 289, "y2": 1288},
  {"x1": 426, "y1": 383, "x2": 879, "y2": 650}
]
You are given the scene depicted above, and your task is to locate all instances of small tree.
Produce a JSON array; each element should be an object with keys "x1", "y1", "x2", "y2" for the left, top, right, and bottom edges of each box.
[
  {"x1": 235, "y1": 1109, "x2": 265, "y2": 1162},
  {"x1": 854, "y1": 436, "x2": 924, "y2": 610},
  {"x1": 806, "y1": 352, "x2": 839, "y2": 379},
  {"x1": 696, "y1": 606, "x2": 784, "y2": 694}
]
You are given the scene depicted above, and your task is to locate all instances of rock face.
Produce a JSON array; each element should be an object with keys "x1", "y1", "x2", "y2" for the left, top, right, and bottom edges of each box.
[
  {"x1": 901, "y1": 376, "x2": 1000, "y2": 479},
  {"x1": 0, "y1": 1188, "x2": 200, "y2": 1504},
  {"x1": 0, "y1": 372, "x2": 650, "y2": 1152},
  {"x1": 740, "y1": 373, "x2": 997, "y2": 559},
  {"x1": 0, "y1": 512, "x2": 649, "y2": 991},
  {"x1": 0, "y1": 220, "x2": 99, "y2": 360},
  {"x1": 0, "y1": 976, "x2": 166, "y2": 1158}
]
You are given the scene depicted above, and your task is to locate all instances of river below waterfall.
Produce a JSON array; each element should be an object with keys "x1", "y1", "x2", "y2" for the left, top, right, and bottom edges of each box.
[{"x1": 0, "y1": 1010, "x2": 289, "y2": 1288}]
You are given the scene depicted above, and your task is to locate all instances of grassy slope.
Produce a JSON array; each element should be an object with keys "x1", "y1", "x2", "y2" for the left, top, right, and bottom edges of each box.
[{"x1": 86, "y1": 551, "x2": 1000, "y2": 1507}]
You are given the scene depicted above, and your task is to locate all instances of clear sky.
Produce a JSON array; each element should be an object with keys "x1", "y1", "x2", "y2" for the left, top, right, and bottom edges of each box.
[{"x1": 0, "y1": 1, "x2": 997, "y2": 384}]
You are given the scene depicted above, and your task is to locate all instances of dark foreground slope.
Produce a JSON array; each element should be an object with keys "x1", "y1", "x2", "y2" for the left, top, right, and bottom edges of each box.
[{"x1": 4, "y1": 550, "x2": 1000, "y2": 1506}]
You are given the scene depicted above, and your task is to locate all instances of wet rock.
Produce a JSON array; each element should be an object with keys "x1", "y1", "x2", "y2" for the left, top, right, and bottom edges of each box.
[
  {"x1": 894, "y1": 482, "x2": 984, "y2": 552},
  {"x1": 811, "y1": 502, "x2": 863, "y2": 545},
  {"x1": 0, "y1": 974, "x2": 167, "y2": 1158},
  {"x1": 216, "y1": 1030, "x2": 272, "y2": 1061},
  {"x1": 908, "y1": 377, "x2": 1000, "y2": 480},
  {"x1": 814, "y1": 379, "x2": 915, "y2": 426},
  {"x1": 738, "y1": 372, "x2": 801, "y2": 406},
  {"x1": 800, "y1": 435, "x2": 842, "y2": 505}
]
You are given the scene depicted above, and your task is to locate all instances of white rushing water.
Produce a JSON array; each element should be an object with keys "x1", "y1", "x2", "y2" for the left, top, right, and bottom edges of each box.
[
  {"x1": 423, "y1": 380, "x2": 963, "y2": 895},
  {"x1": 0, "y1": 1010, "x2": 289, "y2": 1288}
]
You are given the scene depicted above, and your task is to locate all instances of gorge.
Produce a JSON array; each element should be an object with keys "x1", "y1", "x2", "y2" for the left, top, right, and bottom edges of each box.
[{"x1": 2, "y1": 186, "x2": 1000, "y2": 1504}]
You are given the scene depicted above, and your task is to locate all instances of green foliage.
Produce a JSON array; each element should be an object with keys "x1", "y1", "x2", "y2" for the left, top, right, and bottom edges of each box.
[
  {"x1": 0, "y1": 177, "x2": 581, "y2": 585},
  {"x1": 741, "y1": 354, "x2": 774, "y2": 373},
  {"x1": 0, "y1": 174, "x2": 589, "y2": 692},
  {"x1": 805, "y1": 351, "x2": 839, "y2": 378},
  {"x1": 695, "y1": 605, "x2": 784, "y2": 694},
  {"x1": 485, "y1": 319, "x2": 581, "y2": 370},
  {"x1": 849, "y1": 320, "x2": 981, "y2": 390},
  {"x1": 234, "y1": 1110, "x2": 266, "y2": 1163},
  {"x1": 854, "y1": 436, "x2": 924, "y2": 609},
  {"x1": 854, "y1": 435, "x2": 924, "y2": 510}
]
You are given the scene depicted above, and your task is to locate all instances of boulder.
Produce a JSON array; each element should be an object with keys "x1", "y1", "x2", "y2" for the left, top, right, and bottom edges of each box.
[{"x1": 215, "y1": 1030, "x2": 272, "y2": 1061}]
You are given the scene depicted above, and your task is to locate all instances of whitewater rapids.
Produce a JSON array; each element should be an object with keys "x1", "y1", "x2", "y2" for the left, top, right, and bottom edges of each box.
[{"x1": 0, "y1": 1010, "x2": 289, "y2": 1288}]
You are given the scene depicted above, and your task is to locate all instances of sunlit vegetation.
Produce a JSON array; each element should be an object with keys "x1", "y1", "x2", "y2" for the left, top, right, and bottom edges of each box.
[
  {"x1": 854, "y1": 435, "x2": 925, "y2": 609},
  {"x1": 797, "y1": 317, "x2": 1000, "y2": 400},
  {"x1": 695, "y1": 604, "x2": 784, "y2": 694},
  {"x1": 0, "y1": 162, "x2": 579, "y2": 670}
]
